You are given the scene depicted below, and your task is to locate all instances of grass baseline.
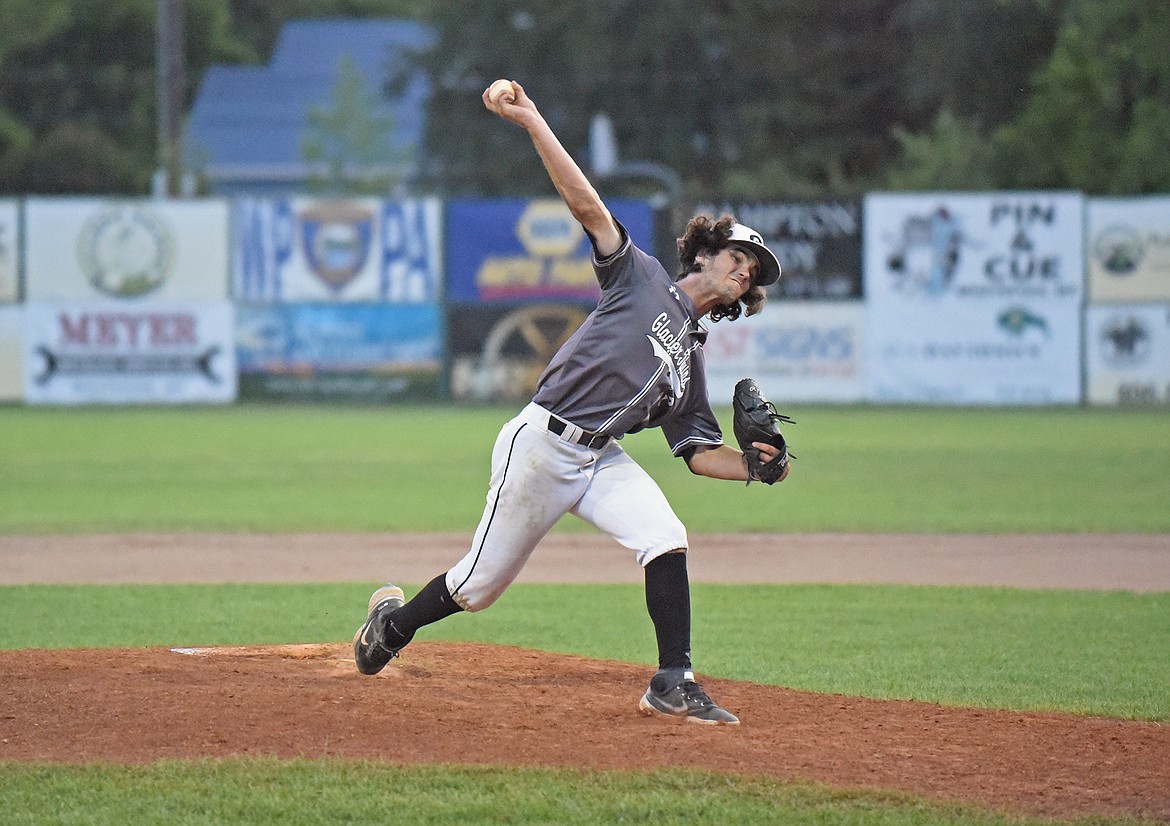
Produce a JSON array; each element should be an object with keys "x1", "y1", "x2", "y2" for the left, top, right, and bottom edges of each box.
[
  {"x1": 1, "y1": 403, "x2": 1168, "y2": 533},
  {"x1": 0, "y1": 759, "x2": 1154, "y2": 826}
]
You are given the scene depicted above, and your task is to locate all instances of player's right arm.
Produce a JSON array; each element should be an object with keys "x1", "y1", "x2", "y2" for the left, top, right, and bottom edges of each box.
[{"x1": 483, "y1": 80, "x2": 623, "y2": 258}]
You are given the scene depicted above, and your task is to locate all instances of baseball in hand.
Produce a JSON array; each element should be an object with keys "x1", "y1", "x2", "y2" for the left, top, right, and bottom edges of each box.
[{"x1": 488, "y1": 79, "x2": 515, "y2": 105}]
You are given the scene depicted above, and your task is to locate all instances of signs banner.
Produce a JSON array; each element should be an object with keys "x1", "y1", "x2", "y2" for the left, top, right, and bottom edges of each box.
[
  {"x1": 25, "y1": 199, "x2": 230, "y2": 301},
  {"x1": 692, "y1": 200, "x2": 863, "y2": 300},
  {"x1": 24, "y1": 301, "x2": 237, "y2": 404},
  {"x1": 704, "y1": 302, "x2": 866, "y2": 403},
  {"x1": 1085, "y1": 303, "x2": 1170, "y2": 405},
  {"x1": 232, "y1": 197, "x2": 442, "y2": 302},
  {"x1": 0, "y1": 200, "x2": 17, "y2": 302},
  {"x1": 1087, "y1": 196, "x2": 1170, "y2": 302},
  {"x1": 236, "y1": 303, "x2": 443, "y2": 401},
  {"x1": 864, "y1": 192, "x2": 1084, "y2": 404},
  {"x1": 445, "y1": 198, "x2": 653, "y2": 303}
]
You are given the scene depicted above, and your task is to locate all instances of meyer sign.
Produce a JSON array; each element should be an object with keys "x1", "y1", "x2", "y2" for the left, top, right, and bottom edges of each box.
[{"x1": 24, "y1": 302, "x2": 237, "y2": 404}]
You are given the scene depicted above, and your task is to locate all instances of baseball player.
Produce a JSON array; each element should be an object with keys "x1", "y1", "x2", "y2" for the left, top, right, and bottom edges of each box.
[{"x1": 354, "y1": 79, "x2": 787, "y2": 725}]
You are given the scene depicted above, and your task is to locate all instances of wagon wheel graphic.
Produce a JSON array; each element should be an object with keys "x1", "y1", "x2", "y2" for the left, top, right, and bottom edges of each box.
[{"x1": 477, "y1": 304, "x2": 589, "y2": 399}]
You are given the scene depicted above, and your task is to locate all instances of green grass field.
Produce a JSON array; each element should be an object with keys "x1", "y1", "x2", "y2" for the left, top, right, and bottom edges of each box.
[
  {"x1": 1, "y1": 761, "x2": 1121, "y2": 826},
  {"x1": 2, "y1": 403, "x2": 1168, "y2": 533},
  {"x1": 1, "y1": 404, "x2": 1167, "y2": 825},
  {"x1": 2, "y1": 582, "x2": 1166, "y2": 720}
]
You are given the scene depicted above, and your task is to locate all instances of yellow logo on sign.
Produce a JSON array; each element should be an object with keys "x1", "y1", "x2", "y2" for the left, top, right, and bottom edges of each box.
[
  {"x1": 475, "y1": 199, "x2": 599, "y2": 299},
  {"x1": 515, "y1": 200, "x2": 584, "y2": 257}
]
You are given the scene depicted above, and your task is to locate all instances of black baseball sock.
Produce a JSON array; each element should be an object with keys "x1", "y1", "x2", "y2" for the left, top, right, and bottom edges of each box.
[
  {"x1": 644, "y1": 551, "x2": 692, "y2": 671},
  {"x1": 384, "y1": 573, "x2": 463, "y2": 648}
]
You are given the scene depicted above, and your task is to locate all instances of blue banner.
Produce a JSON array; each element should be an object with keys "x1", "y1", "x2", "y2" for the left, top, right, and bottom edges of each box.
[
  {"x1": 232, "y1": 197, "x2": 443, "y2": 303},
  {"x1": 235, "y1": 303, "x2": 443, "y2": 402},
  {"x1": 237, "y1": 303, "x2": 442, "y2": 371},
  {"x1": 445, "y1": 198, "x2": 654, "y2": 303}
]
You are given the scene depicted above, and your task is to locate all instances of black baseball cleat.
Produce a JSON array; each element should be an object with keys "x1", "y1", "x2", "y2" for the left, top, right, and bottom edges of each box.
[
  {"x1": 638, "y1": 668, "x2": 740, "y2": 725},
  {"x1": 352, "y1": 583, "x2": 406, "y2": 675}
]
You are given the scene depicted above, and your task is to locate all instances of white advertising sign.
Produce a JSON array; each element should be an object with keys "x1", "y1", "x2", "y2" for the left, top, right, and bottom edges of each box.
[
  {"x1": 0, "y1": 306, "x2": 23, "y2": 400},
  {"x1": 1085, "y1": 304, "x2": 1170, "y2": 405},
  {"x1": 1087, "y1": 196, "x2": 1170, "y2": 302},
  {"x1": 705, "y1": 301, "x2": 866, "y2": 403},
  {"x1": 25, "y1": 199, "x2": 230, "y2": 301},
  {"x1": 0, "y1": 200, "x2": 17, "y2": 302},
  {"x1": 864, "y1": 192, "x2": 1084, "y2": 404},
  {"x1": 24, "y1": 301, "x2": 237, "y2": 404},
  {"x1": 232, "y1": 197, "x2": 442, "y2": 302}
]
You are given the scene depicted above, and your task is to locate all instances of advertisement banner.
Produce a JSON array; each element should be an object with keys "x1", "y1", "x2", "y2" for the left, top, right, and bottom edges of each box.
[
  {"x1": 236, "y1": 303, "x2": 443, "y2": 401},
  {"x1": 0, "y1": 306, "x2": 22, "y2": 400},
  {"x1": 704, "y1": 302, "x2": 866, "y2": 403},
  {"x1": 25, "y1": 199, "x2": 229, "y2": 301},
  {"x1": 1087, "y1": 196, "x2": 1170, "y2": 302},
  {"x1": 0, "y1": 200, "x2": 17, "y2": 302},
  {"x1": 864, "y1": 192, "x2": 1084, "y2": 404},
  {"x1": 1085, "y1": 303, "x2": 1170, "y2": 405},
  {"x1": 24, "y1": 301, "x2": 237, "y2": 404},
  {"x1": 445, "y1": 198, "x2": 653, "y2": 303},
  {"x1": 232, "y1": 197, "x2": 442, "y2": 303},
  {"x1": 692, "y1": 200, "x2": 862, "y2": 300},
  {"x1": 447, "y1": 302, "x2": 591, "y2": 401}
]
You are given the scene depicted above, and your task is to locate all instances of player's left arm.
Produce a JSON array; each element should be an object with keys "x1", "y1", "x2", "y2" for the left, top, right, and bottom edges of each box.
[{"x1": 685, "y1": 443, "x2": 789, "y2": 483}]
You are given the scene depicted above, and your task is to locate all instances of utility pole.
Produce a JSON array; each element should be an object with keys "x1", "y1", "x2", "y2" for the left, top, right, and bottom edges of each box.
[{"x1": 155, "y1": 0, "x2": 185, "y2": 197}]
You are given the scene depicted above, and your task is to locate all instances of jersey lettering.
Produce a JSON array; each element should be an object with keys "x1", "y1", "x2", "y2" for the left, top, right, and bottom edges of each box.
[{"x1": 647, "y1": 312, "x2": 700, "y2": 399}]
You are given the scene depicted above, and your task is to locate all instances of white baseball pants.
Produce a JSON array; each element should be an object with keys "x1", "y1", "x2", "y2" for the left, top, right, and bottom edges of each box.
[{"x1": 445, "y1": 403, "x2": 688, "y2": 611}]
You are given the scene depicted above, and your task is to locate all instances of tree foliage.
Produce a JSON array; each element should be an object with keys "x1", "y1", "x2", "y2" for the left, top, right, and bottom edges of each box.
[
  {"x1": 0, "y1": 122, "x2": 141, "y2": 194},
  {"x1": 302, "y1": 57, "x2": 406, "y2": 194},
  {"x1": 886, "y1": 109, "x2": 998, "y2": 191},
  {"x1": 0, "y1": 0, "x2": 253, "y2": 193},
  {"x1": 0, "y1": 0, "x2": 1166, "y2": 197},
  {"x1": 891, "y1": 0, "x2": 1059, "y2": 129},
  {"x1": 225, "y1": 0, "x2": 430, "y2": 64},
  {"x1": 414, "y1": 0, "x2": 911, "y2": 200},
  {"x1": 993, "y1": 0, "x2": 1170, "y2": 193}
]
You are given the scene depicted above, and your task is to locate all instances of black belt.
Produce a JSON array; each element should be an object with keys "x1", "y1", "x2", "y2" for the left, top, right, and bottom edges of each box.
[{"x1": 547, "y1": 415, "x2": 610, "y2": 449}]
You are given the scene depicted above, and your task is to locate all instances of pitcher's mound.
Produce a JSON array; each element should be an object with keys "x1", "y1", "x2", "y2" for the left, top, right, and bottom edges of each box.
[{"x1": 2, "y1": 642, "x2": 1167, "y2": 822}]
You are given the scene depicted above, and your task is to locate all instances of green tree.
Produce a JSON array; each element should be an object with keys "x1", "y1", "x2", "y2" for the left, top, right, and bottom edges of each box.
[
  {"x1": 302, "y1": 56, "x2": 407, "y2": 194},
  {"x1": 414, "y1": 0, "x2": 912, "y2": 200},
  {"x1": 0, "y1": 122, "x2": 141, "y2": 194},
  {"x1": 885, "y1": 109, "x2": 998, "y2": 190},
  {"x1": 0, "y1": 0, "x2": 253, "y2": 194},
  {"x1": 724, "y1": 0, "x2": 906, "y2": 196},
  {"x1": 891, "y1": 0, "x2": 1060, "y2": 129},
  {"x1": 225, "y1": 0, "x2": 431, "y2": 65},
  {"x1": 994, "y1": 0, "x2": 1170, "y2": 193},
  {"x1": 0, "y1": 0, "x2": 70, "y2": 158}
]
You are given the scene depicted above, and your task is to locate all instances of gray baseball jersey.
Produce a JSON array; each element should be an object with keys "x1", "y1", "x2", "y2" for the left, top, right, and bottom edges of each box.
[
  {"x1": 532, "y1": 226, "x2": 723, "y2": 456},
  {"x1": 445, "y1": 224, "x2": 720, "y2": 612}
]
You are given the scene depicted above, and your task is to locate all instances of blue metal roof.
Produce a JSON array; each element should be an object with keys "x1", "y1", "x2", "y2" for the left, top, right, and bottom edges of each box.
[{"x1": 183, "y1": 18, "x2": 436, "y2": 193}]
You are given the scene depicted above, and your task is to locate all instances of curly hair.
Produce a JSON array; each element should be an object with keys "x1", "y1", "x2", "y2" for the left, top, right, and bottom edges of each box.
[{"x1": 675, "y1": 213, "x2": 767, "y2": 322}]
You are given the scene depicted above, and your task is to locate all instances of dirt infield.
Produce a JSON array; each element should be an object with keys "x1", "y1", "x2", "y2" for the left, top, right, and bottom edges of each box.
[
  {"x1": 3, "y1": 532, "x2": 1169, "y2": 821},
  {"x1": 6, "y1": 531, "x2": 1170, "y2": 590}
]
